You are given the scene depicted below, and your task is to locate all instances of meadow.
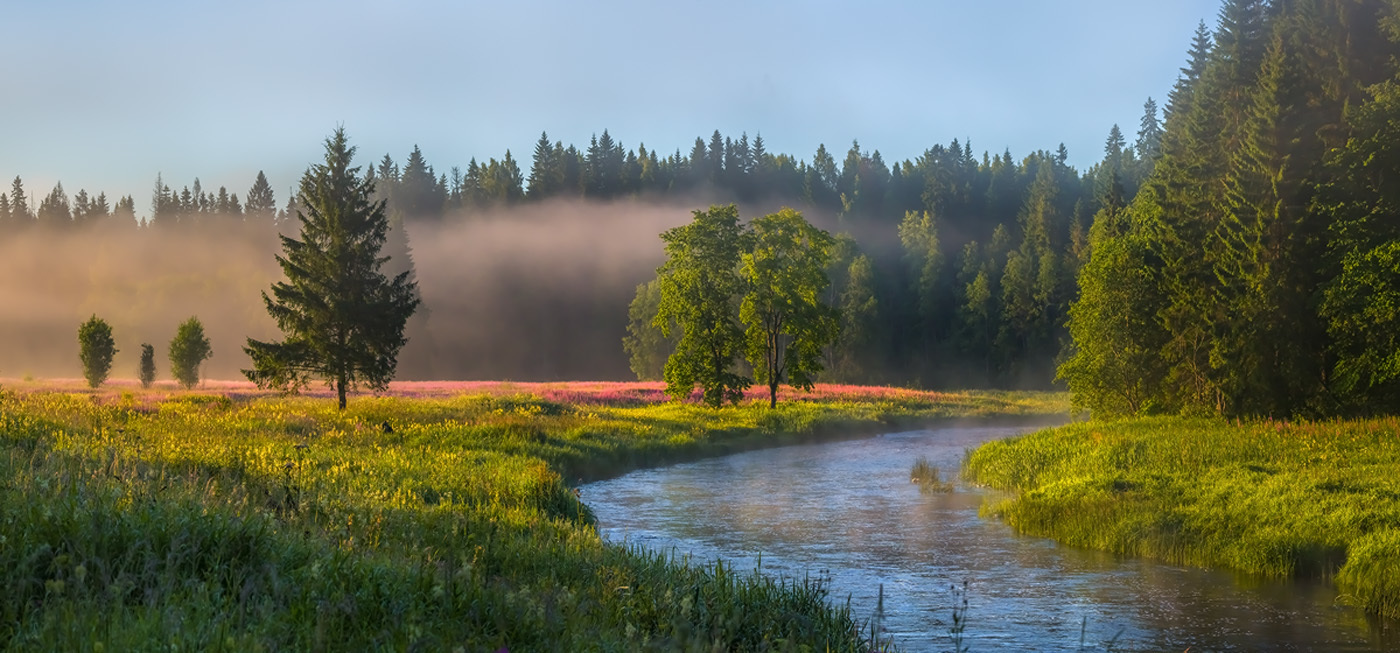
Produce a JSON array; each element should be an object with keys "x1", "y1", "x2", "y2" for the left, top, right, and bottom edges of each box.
[
  {"x1": 0, "y1": 379, "x2": 1065, "y2": 651},
  {"x1": 963, "y1": 416, "x2": 1400, "y2": 621}
]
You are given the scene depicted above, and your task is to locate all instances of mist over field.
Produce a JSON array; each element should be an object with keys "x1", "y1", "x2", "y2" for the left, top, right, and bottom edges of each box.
[
  {"x1": 0, "y1": 223, "x2": 282, "y2": 381},
  {"x1": 0, "y1": 200, "x2": 790, "y2": 382},
  {"x1": 410, "y1": 199, "x2": 696, "y2": 380}
]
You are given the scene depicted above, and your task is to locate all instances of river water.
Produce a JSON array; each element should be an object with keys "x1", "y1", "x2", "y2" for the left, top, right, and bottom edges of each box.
[{"x1": 581, "y1": 424, "x2": 1398, "y2": 651}]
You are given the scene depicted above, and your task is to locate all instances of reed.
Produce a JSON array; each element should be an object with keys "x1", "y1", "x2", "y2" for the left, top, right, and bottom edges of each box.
[{"x1": 910, "y1": 456, "x2": 954, "y2": 493}]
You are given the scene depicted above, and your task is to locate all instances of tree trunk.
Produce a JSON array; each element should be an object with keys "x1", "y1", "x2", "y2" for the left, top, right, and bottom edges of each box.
[
  {"x1": 769, "y1": 379, "x2": 778, "y2": 409},
  {"x1": 337, "y1": 375, "x2": 347, "y2": 410}
]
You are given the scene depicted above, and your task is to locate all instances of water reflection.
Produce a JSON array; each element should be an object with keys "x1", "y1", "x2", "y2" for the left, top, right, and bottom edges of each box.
[{"x1": 582, "y1": 425, "x2": 1397, "y2": 652}]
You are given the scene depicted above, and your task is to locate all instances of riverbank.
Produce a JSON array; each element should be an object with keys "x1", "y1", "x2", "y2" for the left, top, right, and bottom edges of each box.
[
  {"x1": 963, "y1": 416, "x2": 1400, "y2": 620},
  {"x1": 0, "y1": 383, "x2": 1067, "y2": 650}
]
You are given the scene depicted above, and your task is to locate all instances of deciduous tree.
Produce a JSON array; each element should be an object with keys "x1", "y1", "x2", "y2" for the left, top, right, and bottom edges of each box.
[
  {"x1": 655, "y1": 204, "x2": 750, "y2": 406},
  {"x1": 78, "y1": 315, "x2": 117, "y2": 388},
  {"x1": 169, "y1": 317, "x2": 212, "y2": 389}
]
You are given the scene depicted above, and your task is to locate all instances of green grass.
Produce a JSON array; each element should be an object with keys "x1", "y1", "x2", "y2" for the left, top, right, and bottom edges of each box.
[
  {"x1": 0, "y1": 386, "x2": 1066, "y2": 651},
  {"x1": 909, "y1": 457, "x2": 953, "y2": 493},
  {"x1": 963, "y1": 416, "x2": 1400, "y2": 620}
]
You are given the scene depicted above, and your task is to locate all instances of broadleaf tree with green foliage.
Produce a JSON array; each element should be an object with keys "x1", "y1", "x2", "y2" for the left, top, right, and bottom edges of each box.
[
  {"x1": 622, "y1": 278, "x2": 676, "y2": 381},
  {"x1": 77, "y1": 315, "x2": 116, "y2": 388},
  {"x1": 654, "y1": 204, "x2": 750, "y2": 407},
  {"x1": 244, "y1": 128, "x2": 420, "y2": 410},
  {"x1": 1057, "y1": 174, "x2": 1167, "y2": 417},
  {"x1": 139, "y1": 343, "x2": 156, "y2": 388},
  {"x1": 169, "y1": 317, "x2": 212, "y2": 389},
  {"x1": 741, "y1": 208, "x2": 840, "y2": 408}
]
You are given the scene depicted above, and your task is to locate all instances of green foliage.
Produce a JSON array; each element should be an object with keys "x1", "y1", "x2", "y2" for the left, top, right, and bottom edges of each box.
[
  {"x1": 899, "y1": 210, "x2": 948, "y2": 362},
  {"x1": 76, "y1": 315, "x2": 116, "y2": 389},
  {"x1": 655, "y1": 205, "x2": 751, "y2": 407},
  {"x1": 244, "y1": 129, "x2": 421, "y2": 409},
  {"x1": 827, "y1": 246, "x2": 879, "y2": 383},
  {"x1": 168, "y1": 317, "x2": 212, "y2": 389},
  {"x1": 1061, "y1": 1, "x2": 1400, "y2": 417},
  {"x1": 1058, "y1": 175, "x2": 1167, "y2": 417},
  {"x1": 741, "y1": 209, "x2": 840, "y2": 408},
  {"x1": 622, "y1": 279, "x2": 674, "y2": 381},
  {"x1": 964, "y1": 416, "x2": 1400, "y2": 620},
  {"x1": 138, "y1": 343, "x2": 156, "y2": 388},
  {"x1": 1323, "y1": 242, "x2": 1400, "y2": 402}
]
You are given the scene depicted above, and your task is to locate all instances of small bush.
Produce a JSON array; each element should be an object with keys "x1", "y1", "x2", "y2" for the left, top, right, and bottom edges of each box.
[
  {"x1": 169, "y1": 317, "x2": 212, "y2": 389},
  {"x1": 77, "y1": 315, "x2": 117, "y2": 388}
]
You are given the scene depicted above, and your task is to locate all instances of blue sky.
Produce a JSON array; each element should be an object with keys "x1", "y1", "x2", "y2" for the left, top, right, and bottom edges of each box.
[{"x1": 3, "y1": 0, "x2": 1222, "y2": 215}]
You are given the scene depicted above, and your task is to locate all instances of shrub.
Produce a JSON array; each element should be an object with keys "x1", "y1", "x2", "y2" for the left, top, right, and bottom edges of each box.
[
  {"x1": 77, "y1": 315, "x2": 117, "y2": 388},
  {"x1": 169, "y1": 317, "x2": 212, "y2": 389}
]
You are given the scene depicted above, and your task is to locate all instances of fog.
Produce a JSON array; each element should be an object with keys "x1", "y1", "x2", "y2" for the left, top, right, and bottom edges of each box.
[
  {"x1": 0, "y1": 222, "x2": 284, "y2": 381},
  {"x1": 0, "y1": 200, "x2": 730, "y2": 382},
  {"x1": 409, "y1": 199, "x2": 697, "y2": 380}
]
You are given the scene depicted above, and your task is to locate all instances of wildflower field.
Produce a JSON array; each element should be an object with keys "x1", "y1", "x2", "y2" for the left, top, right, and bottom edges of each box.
[
  {"x1": 964, "y1": 416, "x2": 1400, "y2": 621},
  {"x1": 0, "y1": 380, "x2": 1065, "y2": 651}
]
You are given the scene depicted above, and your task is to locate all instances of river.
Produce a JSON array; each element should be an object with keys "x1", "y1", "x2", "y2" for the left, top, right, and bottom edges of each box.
[{"x1": 581, "y1": 424, "x2": 1397, "y2": 651}]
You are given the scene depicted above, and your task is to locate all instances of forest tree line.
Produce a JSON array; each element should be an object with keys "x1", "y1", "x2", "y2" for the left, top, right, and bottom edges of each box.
[
  {"x1": 1, "y1": 104, "x2": 1165, "y2": 387},
  {"x1": 1062, "y1": 0, "x2": 1400, "y2": 418}
]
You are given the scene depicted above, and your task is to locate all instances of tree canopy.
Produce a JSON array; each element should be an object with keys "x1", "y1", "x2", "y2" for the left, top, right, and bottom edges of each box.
[{"x1": 655, "y1": 205, "x2": 750, "y2": 407}]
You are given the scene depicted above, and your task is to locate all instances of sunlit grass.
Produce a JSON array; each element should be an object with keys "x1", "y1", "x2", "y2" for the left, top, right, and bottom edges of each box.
[
  {"x1": 963, "y1": 416, "x2": 1400, "y2": 620},
  {"x1": 0, "y1": 382, "x2": 1066, "y2": 650}
]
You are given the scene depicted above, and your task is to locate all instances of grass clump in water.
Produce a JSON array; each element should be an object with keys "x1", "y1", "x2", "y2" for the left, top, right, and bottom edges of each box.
[
  {"x1": 910, "y1": 456, "x2": 954, "y2": 493},
  {"x1": 963, "y1": 415, "x2": 1400, "y2": 620}
]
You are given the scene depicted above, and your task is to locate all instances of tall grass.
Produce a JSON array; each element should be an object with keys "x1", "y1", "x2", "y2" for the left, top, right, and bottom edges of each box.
[
  {"x1": 0, "y1": 385, "x2": 1065, "y2": 650},
  {"x1": 910, "y1": 457, "x2": 954, "y2": 493},
  {"x1": 963, "y1": 416, "x2": 1400, "y2": 620}
]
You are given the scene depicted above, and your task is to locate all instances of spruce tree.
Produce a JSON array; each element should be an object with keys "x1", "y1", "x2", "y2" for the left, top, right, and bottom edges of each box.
[
  {"x1": 527, "y1": 131, "x2": 559, "y2": 198},
  {"x1": 37, "y1": 183, "x2": 72, "y2": 228},
  {"x1": 1136, "y1": 97, "x2": 1164, "y2": 162},
  {"x1": 396, "y1": 145, "x2": 445, "y2": 219},
  {"x1": 139, "y1": 343, "x2": 156, "y2": 388},
  {"x1": 244, "y1": 128, "x2": 421, "y2": 409},
  {"x1": 246, "y1": 172, "x2": 278, "y2": 222},
  {"x1": 9, "y1": 176, "x2": 31, "y2": 228}
]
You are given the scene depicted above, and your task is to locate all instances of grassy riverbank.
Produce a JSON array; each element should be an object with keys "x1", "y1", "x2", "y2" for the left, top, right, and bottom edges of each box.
[
  {"x1": 963, "y1": 416, "x2": 1400, "y2": 620},
  {"x1": 0, "y1": 382, "x2": 1065, "y2": 651}
]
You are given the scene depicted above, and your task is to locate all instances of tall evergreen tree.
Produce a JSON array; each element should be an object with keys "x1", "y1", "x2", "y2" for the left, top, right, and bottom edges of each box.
[
  {"x1": 396, "y1": 145, "x2": 446, "y2": 219},
  {"x1": 1136, "y1": 97, "x2": 1164, "y2": 162},
  {"x1": 244, "y1": 128, "x2": 421, "y2": 409},
  {"x1": 527, "y1": 131, "x2": 560, "y2": 199},
  {"x1": 246, "y1": 171, "x2": 277, "y2": 223},
  {"x1": 9, "y1": 176, "x2": 32, "y2": 228},
  {"x1": 37, "y1": 183, "x2": 72, "y2": 228}
]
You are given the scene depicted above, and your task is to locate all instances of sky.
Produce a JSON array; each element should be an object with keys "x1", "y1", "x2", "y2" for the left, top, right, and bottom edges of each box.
[{"x1": 3, "y1": 0, "x2": 1223, "y2": 217}]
